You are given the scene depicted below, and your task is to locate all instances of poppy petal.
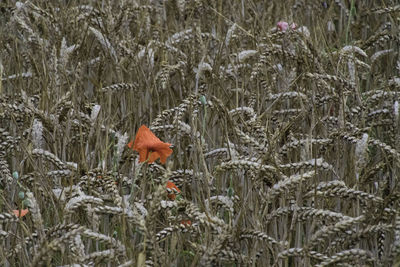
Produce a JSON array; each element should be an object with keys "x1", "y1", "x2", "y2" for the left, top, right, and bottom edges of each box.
[
  {"x1": 133, "y1": 125, "x2": 160, "y2": 150},
  {"x1": 166, "y1": 181, "x2": 181, "y2": 193},
  {"x1": 154, "y1": 143, "x2": 173, "y2": 164},
  {"x1": 127, "y1": 140, "x2": 134, "y2": 149},
  {"x1": 138, "y1": 148, "x2": 149, "y2": 163},
  {"x1": 12, "y1": 209, "x2": 29, "y2": 218},
  {"x1": 180, "y1": 220, "x2": 192, "y2": 226},
  {"x1": 148, "y1": 151, "x2": 161, "y2": 163},
  {"x1": 132, "y1": 125, "x2": 173, "y2": 164}
]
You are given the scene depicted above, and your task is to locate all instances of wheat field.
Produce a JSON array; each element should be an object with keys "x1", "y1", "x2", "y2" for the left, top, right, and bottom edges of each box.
[{"x1": 0, "y1": 0, "x2": 400, "y2": 266}]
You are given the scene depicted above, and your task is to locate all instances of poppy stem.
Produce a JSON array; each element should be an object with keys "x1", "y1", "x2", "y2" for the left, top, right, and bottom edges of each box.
[
  {"x1": 202, "y1": 104, "x2": 207, "y2": 144},
  {"x1": 145, "y1": 151, "x2": 152, "y2": 163}
]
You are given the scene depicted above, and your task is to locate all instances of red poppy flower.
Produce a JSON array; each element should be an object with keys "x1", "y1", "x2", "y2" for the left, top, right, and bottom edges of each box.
[
  {"x1": 12, "y1": 209, "x2": 29, "y2": 218},
  {"x1": 128, "y1": 125, "x2": 173, "y2": 164},
  {"x1": 166, "y1": 181, "x2": 181, "y2": 200},
  {"x1": 180, "y1": 220, "x2": 192, "y2": 226}
]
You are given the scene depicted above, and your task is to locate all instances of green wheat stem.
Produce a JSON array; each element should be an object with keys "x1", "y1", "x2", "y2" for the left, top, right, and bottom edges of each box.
[{"x1": 345, "y1": 0, "x2": 356, "y2": 44}]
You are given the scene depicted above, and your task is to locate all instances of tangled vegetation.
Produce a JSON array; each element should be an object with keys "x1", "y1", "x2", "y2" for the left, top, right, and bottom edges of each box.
[{"x1": 1, "y1": 0, "x2": 400, "y2": 266}]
